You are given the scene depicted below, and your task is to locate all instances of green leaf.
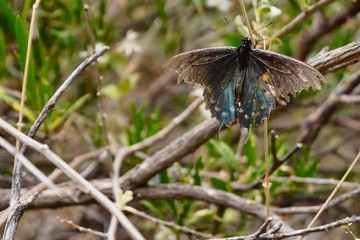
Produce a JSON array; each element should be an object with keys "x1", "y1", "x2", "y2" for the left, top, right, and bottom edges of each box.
[
  {"x1": 193, "y1": 157, "x2": 203, "y2": 186},
  {"x1": 15, "y1": 16, "x2": 38, "y2": 111},
  {"x1": 210, "y1": 177, "x2": 230, "y2": 192},
  {"x1": 209, "y1": 139, "x2": 239, "y2": 173},
  {"x1": 47, "y1": 94, "x2": 91, "y2": 132},
  {"x1": 0, "y1": 89, "x2": 36, "y2": 122},
  {"x1": 140, "y1": 200, "x2": 166, "y2": 220},
  {"x1": 0, "y1": 0, "x2": 16, "y2": 30},
  {"x1": 159, "y1": 169, "x2": 170, "y2": 184},
  {"x1": 0, "y1": 30, "x2": 6, "y2": 75}
]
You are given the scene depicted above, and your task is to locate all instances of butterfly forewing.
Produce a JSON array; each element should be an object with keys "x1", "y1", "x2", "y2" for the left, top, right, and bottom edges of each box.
[
  {"x1": 164, "y1": 47, "x2": 237, "y2": 86},
  {"x1": 252, "y1": 49, "x2": 326, "y2": 101}
]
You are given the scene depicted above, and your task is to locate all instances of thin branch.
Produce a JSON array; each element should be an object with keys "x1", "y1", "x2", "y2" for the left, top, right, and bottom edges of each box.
[
  {"x1": 208, "y1": 218, "x2": 275, "y2": 240},
  {"x1": 272, "y1": 0, "x2": 335, "y2": 38},
  {"x1": 270, "y1": 130, "x2": 278, "y2": 162},
  {"x1": 298, "y1": 70, "x2": 360, "y2": 145},
  {"x1": 0, "y1": 118, "x2": 145, "y2": 240},
  {"x1": 25, "y1": 46, "x2": 110, "y2": 142},
  {"x1": 269, "y1": 176, "x2": 360, "y2": 189},
  {"x1": 274, "y1": 187, "x2": 360, "y2": 215},
  {"x1": 133, "y1": 184, "x2": 296, "y2": 235},
  {"x1": 307, "y1": 151, "x2": 360, "y2": 228},
  {"x1": 113, "y1": 96, "x2": 204, "y2": 157},
  {"x1": 2, "y1": 193, "x2": 38, "y2": 240},
  {"x1": 0, "y1": 148, "x2": 106, "y2": 227},
  {"x1": 0, "y1": 46, "x2": 110, "y2": 230},
  {"x1": 123, "y1": 206, "x2": 213, "y2": 238},
  {"x1": 57, "y1": 216, "x2": 108, "y2": 237},
  {"x1": 118, "y1": 118, "x2": 218, "y2": 190},
  {"x1": 111, "y1": 97, "x2": 204, "y2": 237},
  {"x1": 232, "y1": 143, "x2": 303, "y2": 192},
  {"x1": 308, "y1": 40, "x2": 360, "y2": 74},
  {"x1": 82, "y1": 0, "x2": 112, "y2": 155},
  {"x1": 10, "y1": 0, "x2": 41, "y2": 216},
  {"x1": 209, "y1": 216, "x2": 360, "y2": 239},
  {"x1": 0, "y1": 183, "x2": 296, "y2": 235},
  {"x1": 0, "y1": 137, "x2": 57, "y2": 190},
  {"x1": 296, "y1": 0, "x2": 360, "y2": 60},
  {"x1": 262, "y1": 215, "x2": 360, "y2": 239},
  {"x1": 338, "y1": 95, "x2": 360, "y2": 104}
]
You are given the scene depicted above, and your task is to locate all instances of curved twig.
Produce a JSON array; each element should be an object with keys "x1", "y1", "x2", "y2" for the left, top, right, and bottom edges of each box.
[{"x1": 272, "y1": 0, "x2": 335, "y2": 38}]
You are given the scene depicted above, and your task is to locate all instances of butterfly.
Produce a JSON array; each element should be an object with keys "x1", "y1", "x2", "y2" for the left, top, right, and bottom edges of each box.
[{"x1": 164, "y1": 37, "x2": 326, "y2": 136}]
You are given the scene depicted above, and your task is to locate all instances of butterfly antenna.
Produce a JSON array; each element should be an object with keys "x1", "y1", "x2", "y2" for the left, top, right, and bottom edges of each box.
[
  {"x1": 246, "y1": 22, "x2": 273, "y2": 39},
  {"x1": 224, "y1": 17, "x2": 237, "y2": 33}
]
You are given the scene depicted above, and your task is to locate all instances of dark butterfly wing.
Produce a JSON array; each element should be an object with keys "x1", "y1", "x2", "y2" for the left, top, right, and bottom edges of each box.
[
  {"x1": 252, "y1": 49, "x2": 326, "y2": 101},
  {"x1": 235, "y1": 57, "x2": 275, "y2": 129},
  {"x1": 164, "y1": 47, "x2": 241, "y2": 133},
  {"x1": 164, "y1": 47, "x2": 237, "y2": 87}
]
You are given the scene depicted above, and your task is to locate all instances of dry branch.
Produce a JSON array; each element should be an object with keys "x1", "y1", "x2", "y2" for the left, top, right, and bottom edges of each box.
[
  {"x1": 0, "y1": 118, "x2": 144, "y2": 240},
  {"x1": 296, "y1": 0, "x2": 360, "y2": 60},
  {"x1": 308, "y1": 40, "x2": 360, "y2": 74},
  {"x1": 272, "y1": 0, "x2": 335, "y2": 38},
  {"x1": 2, "y1": 46, "x2": 110, "y2": 240}
]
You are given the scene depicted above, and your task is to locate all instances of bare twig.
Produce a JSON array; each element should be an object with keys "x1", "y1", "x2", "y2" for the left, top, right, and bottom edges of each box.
[
  {"x1": 82, "y1": 0, "x2": 111, "y2": 154},
  {"x1": 232, "y1": 143, "x2": 303, "y2": 192},
  {"x1": 2, "y1": 193, "x2": 38, "y2": 240},
  {"x1": 308, "y1": 40, "x2": 360, "y2": 74},
  {"x1": 0, "y1": 137, "x2": 57, "y2": 190},
  {"x1": 270, "y1": 176, "x2": 360, "y2": 189},
  {"x1": 210, "y1": 216, "x2": 360, "y2": 239},
  {"x1": 110, "y1": 97, "x2": 203, "y2": 237},
  {"x1": 0, "y1": 182, "x2": 296, "y2": 235},
  {"x1": 0, "y1": 118, "x2": 145, "y2": 240},
  {"x1": 208, "y1": 218, "x2": 275, "y2": 240},
  {"x1": 1, "y1": 180, "x2": 360, "y2": 237},
  {"x1": 57, "y1": 216, "x2": 108, "y2": 237},
  {"x1": 307, "y1": 151, "x2": 360, "y2": 228},
  {"x1": 338, "y1": 95, "x2": 360, "y2": 104},
  {"x1": 133, "y1": 184, "x2": 296, "y2": 234},
  {"x1": 263, "y1": 215, "x2": 360, "y2": 239},
  {"x1": 274, "y1": 187, "x2": 360, "y2": 215},
  {"x1": 296, "y1": 1, "x2": 360, "y2": 60},
  {"x1": 272, "y1": 0, "x2": 335, "y2": 38},
  {"x1": 123, "y1": 206, "x2": 213, "y2": 238},
  {"x1": 0, "y1": 148, "x2": 106, "y2": 227},
  {"x1": 9, "y1": 0, "x2": 41, "y2": 219},
  {"x1": 0, "y1": 46, "x2": 110, "y2": 229},
  {"x1": 118, "y1": 118, "x2": 218, "y2": 190},
  {"x1": 298, "y1": 70, "x2": 360, "y2": 145}
]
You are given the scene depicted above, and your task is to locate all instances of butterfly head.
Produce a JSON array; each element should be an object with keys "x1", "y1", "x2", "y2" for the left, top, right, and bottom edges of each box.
[{"x1": 241, "y1": 37, "x2": 252, "y2": 50}]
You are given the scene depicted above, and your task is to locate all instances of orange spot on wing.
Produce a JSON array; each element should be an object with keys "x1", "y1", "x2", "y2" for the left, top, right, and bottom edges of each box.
[{"x1": 260, "y1": 72, "x2": 270, "y2": 82}]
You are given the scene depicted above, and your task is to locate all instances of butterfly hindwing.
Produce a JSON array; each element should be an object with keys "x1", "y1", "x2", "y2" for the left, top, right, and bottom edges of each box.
[
  {"x1": 235, "y1": 57, "x2": 275, "y2": 129},
  {"x1": 203, "y1": 65, "x2": 241, "y2": 129}
]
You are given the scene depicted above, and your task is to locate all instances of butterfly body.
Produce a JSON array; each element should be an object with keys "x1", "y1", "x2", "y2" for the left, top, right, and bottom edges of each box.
[{"x1": 164, "y1": 38, "x2": 326, "y2": 135}]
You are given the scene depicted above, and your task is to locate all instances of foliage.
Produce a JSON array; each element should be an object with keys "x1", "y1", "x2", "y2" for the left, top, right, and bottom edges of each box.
[{"x1": 0, "y1": 0, "x2": 359, "y2": 239}]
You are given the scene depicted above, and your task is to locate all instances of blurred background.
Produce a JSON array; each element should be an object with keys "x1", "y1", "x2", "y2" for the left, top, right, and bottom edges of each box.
[{"x1": 0, "y1": 0, "x2": 359, "y2": 239}]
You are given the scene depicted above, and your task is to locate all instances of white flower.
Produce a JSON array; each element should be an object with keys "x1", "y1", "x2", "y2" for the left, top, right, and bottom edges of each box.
[
  {"x1": 206, "y1": 0, "x2": 231, "y2": 12},
  {"x1": 117, "y1": 30, "x2": 142, "y2": 56},
  {"x1": 268, "y1": 6, "x2": 281, "y2": 18}
]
